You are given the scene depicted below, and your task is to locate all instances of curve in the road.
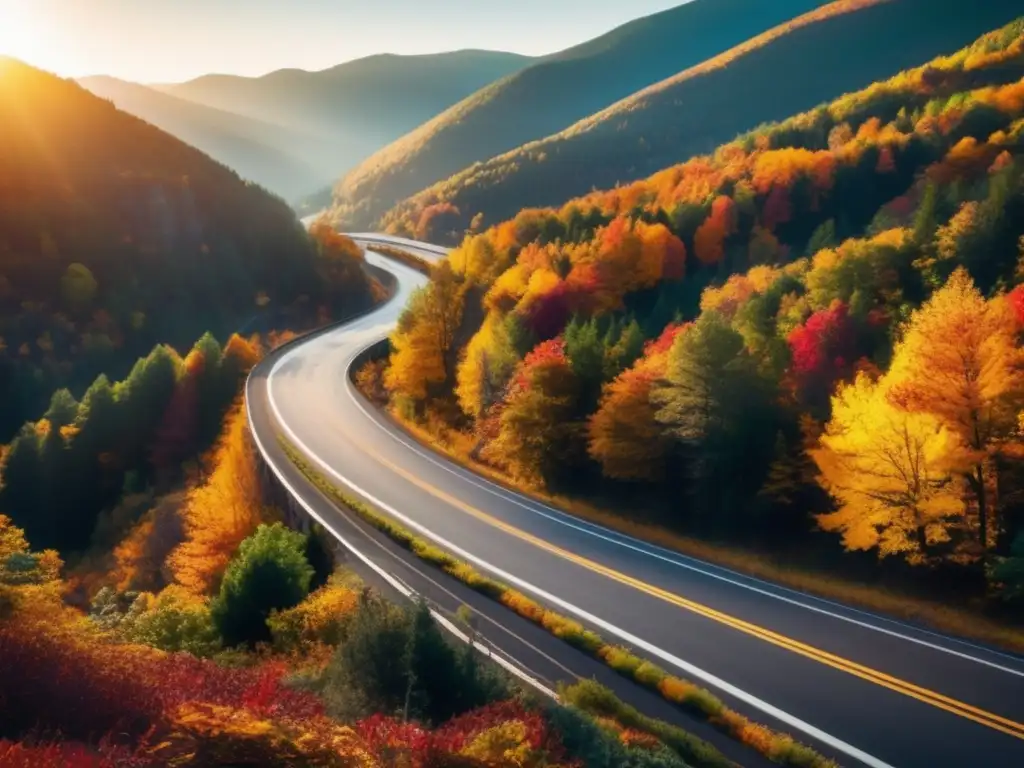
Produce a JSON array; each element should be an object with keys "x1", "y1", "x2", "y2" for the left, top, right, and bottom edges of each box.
[{"x1": 253, "y1": 233, "x2": 1024, "y2": 768}]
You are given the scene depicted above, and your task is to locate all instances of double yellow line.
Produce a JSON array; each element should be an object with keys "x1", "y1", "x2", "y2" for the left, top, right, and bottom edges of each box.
[{"x1": 366, "y1": 443, "x2": 1024, "y2": 741}]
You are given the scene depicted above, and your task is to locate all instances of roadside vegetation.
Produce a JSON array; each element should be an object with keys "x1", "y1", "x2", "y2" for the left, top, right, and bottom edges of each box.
[
  {"x1": 282, "y1": 437, "x2": 836, "y2": 768},
  {"x1": 368, "y1": 0, "x2": 1022, "y2": 244},
  {"x1": 0, "y1": 405, "x2": 743, "y2": 767},
  {"x1": 364, "y1": 20, "x2": 1024, "y2": 643},
  {"x1": 363, "y1": 242, "x2": 434, "y2": 276}
]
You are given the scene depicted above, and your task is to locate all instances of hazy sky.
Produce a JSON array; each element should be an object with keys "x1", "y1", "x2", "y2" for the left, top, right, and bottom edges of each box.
[{"x1": 0, "y1": 0, "x2": 687, "y2": 83}]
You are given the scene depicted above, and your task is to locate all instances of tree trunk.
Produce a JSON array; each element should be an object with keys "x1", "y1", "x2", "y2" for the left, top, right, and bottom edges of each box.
[{"x1": 974, "y1": 463, "x2": 988, "y2": 551}]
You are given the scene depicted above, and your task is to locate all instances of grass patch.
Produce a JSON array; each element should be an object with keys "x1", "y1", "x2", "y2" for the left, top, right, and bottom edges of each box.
[
  {"x1": 365, "y1": 243, "x2": 433, "y2": 276},
  {"x1": 390, "y1": 410, "x2": 1024, "y2": 655},
  {"x1": 279, "y1": 437, "x2": 837, "y2": 768},
  {"x1": 563, "y1": 679, "x2": 737, "y2": 768}
]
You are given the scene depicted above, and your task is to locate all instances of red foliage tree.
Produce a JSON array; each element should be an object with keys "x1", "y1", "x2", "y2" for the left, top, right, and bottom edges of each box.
[
  {"x1": 787, "y1": 300, "x2": 857, "y2": 407},
  {"x1": 693, "y1": 196, "x2": 736, "y2": 265},
  {"x1": 521, "y1": 282, "x2": 574, "y2": 341},
  {"x1": 761, "y1": 185, "x2": 792, "y2": 231},
  {"x1": 1008, "y1": 284, "x2": 1024, "y2": 328}
]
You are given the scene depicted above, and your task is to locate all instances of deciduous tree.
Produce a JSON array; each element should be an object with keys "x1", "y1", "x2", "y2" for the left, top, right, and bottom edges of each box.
[
  {"x1": 485, "y1": 339, "x2": 579, "y2": 486},
  {"x1": 386, "y1": 262, "x2": 464, "y2": 401},
  {"x1": 813, "y1": 373, "x2": 964, "y2": 564},
  {"x1": 887, "y1": 269, "x2": 1024, "y2": 551}
]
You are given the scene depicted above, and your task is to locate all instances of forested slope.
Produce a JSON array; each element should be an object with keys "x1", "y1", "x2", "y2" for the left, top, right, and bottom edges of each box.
[
  {"x1": 156, "y1": 50, "x2": 532, "y2": 197},
  {"x1": 79, "y1": 76, "x2": 324, "y2": 201},
  {"x1": 378, "y1": 0, "x2": 1024, "y2": 244},
  {"x1": 0, "y1": 59, "x2": 374, "y2": 440},
  {"x1": 330, "y1": 0, "x2": 825, "y2": 231},
  {"x1": 377, "y1": 20, "x2": 1024, "y2": 604}
]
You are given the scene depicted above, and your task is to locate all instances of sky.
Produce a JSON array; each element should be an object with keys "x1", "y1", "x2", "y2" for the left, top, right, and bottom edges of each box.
[{"x1": 0, "y1": 0, "x2": 686, "y2": 83}]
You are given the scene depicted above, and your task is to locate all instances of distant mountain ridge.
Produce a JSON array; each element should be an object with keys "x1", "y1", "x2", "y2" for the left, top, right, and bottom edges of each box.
[
  {"x1": 86, "y1": 50, "x2": 531, "y2": 204},
  {"x1": 79, "y1": 76, "x2": 324, "y2": 201},
  {"x1": 157, "y1": 49, "x2": 532, "y2": 140},
  {"x1": 329, "y1": 0, "x2": 828, "y2": 230},
  {"x1": 371, "y1": 0, "x2": 1024, "y2": 243}
]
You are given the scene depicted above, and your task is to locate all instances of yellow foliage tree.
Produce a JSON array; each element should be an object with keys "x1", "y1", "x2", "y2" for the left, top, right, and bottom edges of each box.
[
  {"x1": 455, "y1": 316, "x2": 518, "y2": 419},
  {"x1": 886, "y1": 268, "x2": 1024, "y2": 550},
  {"x1": 385, "y1": 261, "x2": 464, "y2": 401},
  {"x1": 812, "y1": 373, "x2": 964, "y2": 564},
  {"x1": 267, "y1": 579, "x2": 360, "y2": 651},
  {"x1": 169, "y1": 403, "x2": 264, "y2": 595}
]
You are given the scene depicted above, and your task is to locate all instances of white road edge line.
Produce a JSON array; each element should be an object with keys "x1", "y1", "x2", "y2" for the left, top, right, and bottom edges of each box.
[
  {"x1": 244, "y1": 389, "x2": 559, "y2": 702},
  {"x1": 267, "y1": 334, "x2": 894, "y2": 768},
  {"x1": 347, "y1": 370, "x2": 1024, "y2": 677},
  {"x1": 348, "y1": 238, "x2": 1024, "y2": 676}
]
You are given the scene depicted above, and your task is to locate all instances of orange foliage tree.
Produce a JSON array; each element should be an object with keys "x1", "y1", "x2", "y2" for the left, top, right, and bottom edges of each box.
[
  {"x1": 588, "y1": 325, "x2": 685, "y2": 481},
  {"x1": 886, "y1": 269, "x2": 1024, "y2": 551},
  {"x1": 693, "y1": 196, "x2": 737, "y2": 266},
  {"x1": 484, "y1": 339, "x2": 579, "y2": 485},
  {"x1": 169, "y1": 403, "x2": 264, "y2": 595}
]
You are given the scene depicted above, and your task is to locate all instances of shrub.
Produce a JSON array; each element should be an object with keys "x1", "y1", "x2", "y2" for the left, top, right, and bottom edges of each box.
[
  {"x1": 0, "y1": 609, "x2": 323, "y2": 746},
  {"x1": 124, "y1": 586, "x2": 222, "y2": 657},
  {"x1": 562, "y1": 680, "x2": 732, "y2": 768},
  {"x1": 989, "y1": 532, "x2": 1024, "y2": 604},
  {"x1": 543, "y1": 701, "x2": 632, "y2": 768},
  {"x1": 320, "y1": 594, "x2": 506, "y2": 724},
  {"x1": 0, "y1": 739, "x2": 142, "y2": 768},
  {"x1": 211, "y1": 523, "x2": 314, "y2": 647},
  {"x1": 267, "y1": 578, "x2": 360, "y2": 652},
  {"x1": 540, "y1": 612, "x2": 603, "y2": 654},
  {"x1": 501, "y1": 589, "x2": 547, "y2": 622},
  {"x1": 303, "y1": 523, "x2": 336, "y2": 591},
  {"x1": 634, "y1": 661, "x2": 668, "y2": 689},
  {"x1": 599, "y1": 645, "x2": 644, "y2": 677}
]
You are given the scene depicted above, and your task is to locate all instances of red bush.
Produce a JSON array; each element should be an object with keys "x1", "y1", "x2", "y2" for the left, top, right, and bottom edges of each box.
[
  {"x1": 0, "y1": 738, "x2": 148, "y2": 768},
  {"x1": 0, "y1": 622, "x2": 321, "y2": 746}
]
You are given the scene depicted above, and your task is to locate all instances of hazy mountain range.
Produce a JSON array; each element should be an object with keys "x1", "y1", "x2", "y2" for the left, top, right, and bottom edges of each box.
[{"x1": 80, "y1": 50, "x2": 531, "y2": 203}]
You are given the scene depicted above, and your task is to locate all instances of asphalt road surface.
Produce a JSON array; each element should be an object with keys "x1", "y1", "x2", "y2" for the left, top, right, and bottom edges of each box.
[{"x1": 249, "y1": 233, "x2": 1024, "y2": 768}]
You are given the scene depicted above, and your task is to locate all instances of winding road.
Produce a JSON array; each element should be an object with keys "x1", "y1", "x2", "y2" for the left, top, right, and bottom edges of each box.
[{"x1": 248, "y1": 233, "x2": 1024, "y2": 768}]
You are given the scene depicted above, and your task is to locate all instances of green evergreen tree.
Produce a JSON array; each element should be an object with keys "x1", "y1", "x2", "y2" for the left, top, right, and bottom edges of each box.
[
  {"x1": 211, "y1": 523, "x2": 314, "y2": 647},
  {"x1": 565, "y1": 316, "x2": 605, "y2": 411}
]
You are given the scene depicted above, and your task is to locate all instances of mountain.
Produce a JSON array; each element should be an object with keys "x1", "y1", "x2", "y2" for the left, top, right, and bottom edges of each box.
[
  {"x1": 380, "y1": 17, "x2": 1024, "y2": 581},
  {"x1": 153, "y1": 50, "x2": 532, "y2": 197},
  {"x1": 78, "y1": 76, "x2": 326, "y2": 201},
  {"x1": 373, "y1": 0, "x2": 1024, "y2": 244},
  {"x1": 0, "y1": 58, "x2": 373, "y2": 440},
  {"x1": 329, "y1": 0, "x2": 827, "y2": 231}
]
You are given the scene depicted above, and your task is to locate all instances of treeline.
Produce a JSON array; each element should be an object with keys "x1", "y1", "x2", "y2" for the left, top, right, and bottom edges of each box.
[
  {"x1": 376, "y1": 21, "x2": 1024, "y2": 600},
  {"x1": 0, "y1": 60, "x2": 376, "y2": 440},
  {"x1": 0, "y1": 331, "x2": 262, "y2": 554},
  {"x1": 0, "y1": 425, "x2": 727, "y2": 768},
  {"x1": 375, "y1": 0, "x2": 1024, "y2": 245},
  {"x1": 329, "y1": 0, "x2": 826, "y2": 233}
]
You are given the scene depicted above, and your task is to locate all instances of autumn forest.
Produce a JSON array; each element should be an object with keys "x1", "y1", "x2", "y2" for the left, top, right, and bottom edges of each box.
[
  {"x1": 5, "y1": 6, "x2": 1024, "y2": 768},
  {"x1": 374, "y1": 20, "x2": 1024, "y2": 606}
]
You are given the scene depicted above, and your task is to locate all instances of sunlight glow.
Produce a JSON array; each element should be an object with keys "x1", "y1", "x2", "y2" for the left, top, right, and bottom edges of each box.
[{"x1": 0, "y1": 3, "x2": 48, "y2": 69}]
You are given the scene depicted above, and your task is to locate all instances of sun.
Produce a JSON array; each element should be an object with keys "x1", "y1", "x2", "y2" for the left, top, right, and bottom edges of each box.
[{"x1": 0, "y1": 3, "x2": 48, "y2": 68}]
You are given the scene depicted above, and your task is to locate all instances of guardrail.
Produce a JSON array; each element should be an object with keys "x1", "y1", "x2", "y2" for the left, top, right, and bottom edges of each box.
[
  {"x1": 348, "y1": 232, "x2": 451, "y2": 256},
  {"x1": 244, "y1": 252, "x2": 557, "y2": 700}
]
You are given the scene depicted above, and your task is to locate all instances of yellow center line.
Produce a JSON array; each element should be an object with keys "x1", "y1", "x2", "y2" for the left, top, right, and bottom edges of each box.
[{"x1": 359, "y1": 440, "x2": 1024, "y2": 740}]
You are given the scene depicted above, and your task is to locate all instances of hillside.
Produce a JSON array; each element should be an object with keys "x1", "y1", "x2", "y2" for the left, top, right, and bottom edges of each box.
[
  {"x1": 377, "y1": 18, "x2": 1024, "y2": 592},
  {"x1": 376, "y1": 0, "x2": 1024, "y2": 244},
  {"x1": 0, "y1": 58, "x2": 375, "y2": 441},
  {"x1": 155, "y1": 50, "x2": 532, "y2": 195},
  {"x1": 79, "y1": 76, "x2": 326, "y2": 201},
  {"x1": 329, "y1": 0, "x2": 827, "y2": 231}
]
